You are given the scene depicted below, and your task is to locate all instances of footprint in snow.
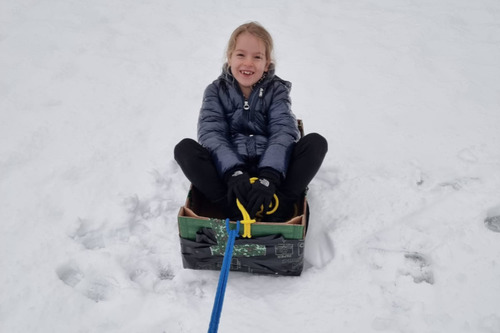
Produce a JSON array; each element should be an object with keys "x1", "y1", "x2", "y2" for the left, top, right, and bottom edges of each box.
[
  {"x1": 71, "y1": 218, "x2": 106, "y2": 250},
  {"x1": 126, "y1": 258, "x2": 176, "y2": 294},
  {"x1": 485, "y1": 216, "x2": 500, "y2": 232},
  {"x1": 56, "y1": 262, "x2": 119, "y2": 302},
  {"x1": 401, "y1": 252, "x2": 434, "y2": 284},
  {"x1": 56, "y1": 263, "x2": 84, "y2": 288},
  {"x1": 361, "y1": 248, "x2": 434, "y2": 285},
  {"x1": 485, "y1": 205, "x2": 500, "y2": 233},
  {"x1": 82, "y1": 276, "x2": 119, "y2": 302}
]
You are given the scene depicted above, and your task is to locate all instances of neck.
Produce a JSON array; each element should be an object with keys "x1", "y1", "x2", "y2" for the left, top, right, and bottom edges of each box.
[{"x1": 240, "y1": 86, "x2": 252, "y2": 99}]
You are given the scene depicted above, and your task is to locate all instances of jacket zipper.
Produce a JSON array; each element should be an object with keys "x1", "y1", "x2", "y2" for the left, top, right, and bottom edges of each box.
[
  {"x1": 243, "y1": 87, "x2": 264, "y2": 128},
  {"x1": 243, "y1": 88, "x2": 263, "y2": 111}
]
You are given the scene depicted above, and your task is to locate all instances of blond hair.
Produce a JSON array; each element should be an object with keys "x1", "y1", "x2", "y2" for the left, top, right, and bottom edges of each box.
[{"x1": 226, "y1": 22, "x2": 274, "y2": 66}]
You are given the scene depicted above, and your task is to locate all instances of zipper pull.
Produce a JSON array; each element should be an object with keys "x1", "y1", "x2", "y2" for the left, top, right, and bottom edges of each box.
[
  {"x1": 259, "y1": 88, "x2": 263, "y2": 97},
  {"x1": 244, "y1": 100, "x2": 250, "y2": 110}
]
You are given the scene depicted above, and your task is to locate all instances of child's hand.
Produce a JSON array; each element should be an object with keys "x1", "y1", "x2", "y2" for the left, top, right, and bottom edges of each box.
[
  {"x1": 226, "y1": 170, "x2": 251, "y2": 206},
  {"x1": 247, "y1": 178, "x2": 277, "y2": 218}
]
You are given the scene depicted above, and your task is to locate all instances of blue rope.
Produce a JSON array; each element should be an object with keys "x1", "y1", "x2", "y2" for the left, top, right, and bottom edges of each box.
[{"x1": 208, "y1": 219, "x2": 240, "y2": 333}]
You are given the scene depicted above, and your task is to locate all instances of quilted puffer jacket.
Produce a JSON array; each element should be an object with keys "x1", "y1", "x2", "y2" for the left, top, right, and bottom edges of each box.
[{"x1": 198, "y1": 64, "x2": 300, "y2": 179}]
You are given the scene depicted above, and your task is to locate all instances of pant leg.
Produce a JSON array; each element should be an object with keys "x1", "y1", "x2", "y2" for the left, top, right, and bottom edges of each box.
[
  {"x1": 279, "y1": 133, "x2": 328, "y2": 200},
  {"x1": 174, "y1": 138, "x2": 226, "y2": 203}
]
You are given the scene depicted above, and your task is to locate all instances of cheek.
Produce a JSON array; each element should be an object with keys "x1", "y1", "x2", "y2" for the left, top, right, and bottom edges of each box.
[{"x1": 228, "y1": 57, "x2": 239, "y2": 68}]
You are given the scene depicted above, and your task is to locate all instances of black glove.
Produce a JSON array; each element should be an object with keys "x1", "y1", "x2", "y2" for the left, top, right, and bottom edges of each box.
[
  {"x1": 226, "y1": 170, "x2": 251, "y2": 206},
  {"x1": 247, "y1": 168, "x2": 281, "y2": 218}
]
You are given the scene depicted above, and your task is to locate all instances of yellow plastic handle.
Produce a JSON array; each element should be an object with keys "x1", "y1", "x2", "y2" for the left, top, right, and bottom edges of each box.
[{"x1": 236, "y1": 198, "x2": 255, "y2": 238}]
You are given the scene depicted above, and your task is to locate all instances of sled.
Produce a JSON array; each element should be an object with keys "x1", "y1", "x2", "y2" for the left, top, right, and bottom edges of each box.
[{"x1": 177, "y1": 120, "x2": 309, "y2": 276}]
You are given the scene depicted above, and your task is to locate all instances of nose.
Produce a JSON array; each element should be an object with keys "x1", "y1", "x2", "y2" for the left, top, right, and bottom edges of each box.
[{"x1": 243, "y1": 56, "x2": 254, "y2": 67}]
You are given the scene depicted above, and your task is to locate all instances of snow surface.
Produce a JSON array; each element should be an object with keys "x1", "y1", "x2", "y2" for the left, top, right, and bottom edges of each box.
[{"x1": 1, "y1": 0, "x2": 500, "y2": 332}]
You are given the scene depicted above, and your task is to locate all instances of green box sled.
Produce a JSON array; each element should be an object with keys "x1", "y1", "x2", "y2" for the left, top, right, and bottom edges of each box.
[{"x1": 177, "y1": 186, "x2": 308, "y2": 276}]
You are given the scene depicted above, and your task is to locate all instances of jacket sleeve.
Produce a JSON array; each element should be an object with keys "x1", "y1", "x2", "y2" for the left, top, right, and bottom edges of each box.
[
  {"x1": 258, "y1": 80, "x2": 300, "y2": 177},
  {"x1": 197, "y1": 82, "x2": 245, "y2": 178}
]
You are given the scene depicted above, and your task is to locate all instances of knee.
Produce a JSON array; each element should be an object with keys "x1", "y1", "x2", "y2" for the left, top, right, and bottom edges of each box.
[
  {"x1": 174, "y1": 138, "x2": 198, "y2": 162},
  {"x1": 303, "y1": 133, "x2": 328, "y2": 156}
]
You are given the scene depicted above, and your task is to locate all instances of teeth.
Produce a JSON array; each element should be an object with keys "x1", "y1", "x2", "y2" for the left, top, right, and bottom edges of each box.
[{"x1": 241, "y1": 71, "x2": 253, "y2": 75}]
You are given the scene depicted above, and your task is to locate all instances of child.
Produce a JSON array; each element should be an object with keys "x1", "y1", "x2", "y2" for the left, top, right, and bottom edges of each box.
[{"x1": 175, "y1": 22, "x2": 327, "y2": 221}]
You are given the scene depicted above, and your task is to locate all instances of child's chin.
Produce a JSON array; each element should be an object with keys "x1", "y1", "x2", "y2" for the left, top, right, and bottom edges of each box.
[{"x1": 236, "y1": 76, "x2": 256, "y2": 86}]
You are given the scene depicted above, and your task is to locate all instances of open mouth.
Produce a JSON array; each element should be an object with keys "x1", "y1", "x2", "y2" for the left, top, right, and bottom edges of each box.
[{"x1": 240, "y1": 70, "x2": 254, "y2": 76}]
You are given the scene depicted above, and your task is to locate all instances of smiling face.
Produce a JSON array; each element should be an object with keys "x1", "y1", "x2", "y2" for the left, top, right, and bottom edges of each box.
[{"x1": 228, "y1": 32, "x2": 270, "y2": 98}]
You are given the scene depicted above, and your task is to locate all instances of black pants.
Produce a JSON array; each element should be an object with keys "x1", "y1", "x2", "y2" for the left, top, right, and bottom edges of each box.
[{"x1": 174, "y1": 133, "x2": 328, "y2": 204}]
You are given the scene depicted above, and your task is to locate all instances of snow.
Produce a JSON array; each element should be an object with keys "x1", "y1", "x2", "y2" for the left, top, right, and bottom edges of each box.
[{"x1": 1, "y1": 0, "x2": 500, "y2": 332}]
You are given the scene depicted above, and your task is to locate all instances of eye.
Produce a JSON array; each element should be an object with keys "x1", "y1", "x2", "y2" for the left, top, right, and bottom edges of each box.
[{"x1": 255, "y1": 56, "x2": 262, "y2": 60}]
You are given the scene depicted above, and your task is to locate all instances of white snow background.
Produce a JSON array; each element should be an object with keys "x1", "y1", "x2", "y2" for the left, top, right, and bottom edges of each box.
[{"x1": 1, "y1": 0, "x2": 500, "y2": 332}]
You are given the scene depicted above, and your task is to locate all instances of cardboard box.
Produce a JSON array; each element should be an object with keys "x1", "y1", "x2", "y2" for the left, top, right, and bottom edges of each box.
[{"x1": 178, "y1": 186, "x2": 308, "y2": 276}]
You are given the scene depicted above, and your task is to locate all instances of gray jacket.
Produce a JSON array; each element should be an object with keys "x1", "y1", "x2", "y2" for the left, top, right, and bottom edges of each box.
[{"x1": 198, "y1": 64, "x2": 300, "y2": 179}]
